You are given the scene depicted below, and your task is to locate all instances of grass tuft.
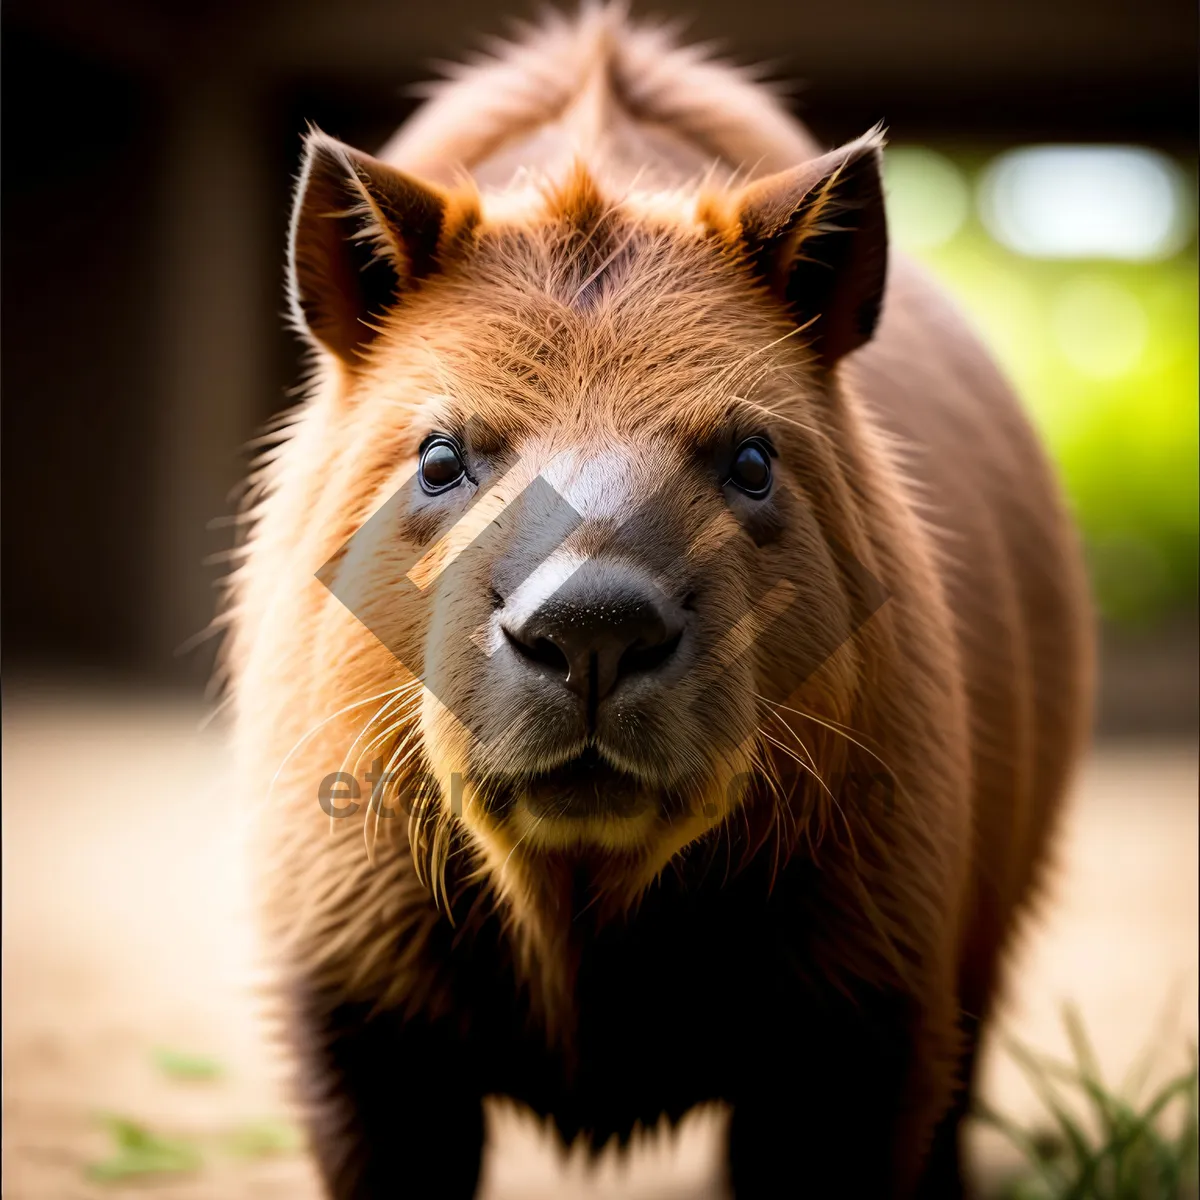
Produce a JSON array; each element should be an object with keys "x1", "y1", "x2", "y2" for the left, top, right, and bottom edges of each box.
[{"x1": 978, "y1": 1003, "x2": 1199, "y2": 1200}]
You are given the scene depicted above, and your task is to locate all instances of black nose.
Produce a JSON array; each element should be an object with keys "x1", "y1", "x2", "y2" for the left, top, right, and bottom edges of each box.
[{"x1": 501, "y1": 561, "x2": 684, "y2": 710}]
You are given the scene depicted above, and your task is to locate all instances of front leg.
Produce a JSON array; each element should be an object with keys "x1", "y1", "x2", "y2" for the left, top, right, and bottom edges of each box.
[
  {"x1": 283, "y1": 980, "x2": 485, "y2": 1200},
  {"x1": 725, "y1": 988, "x2": 959, "y2": 1199},
  {"x1": 727, "y1": 1061, "x2": 904, "y2": 1198},
  {"x1": 728, "y1": 1092, "x2": 888, "y2": 1198}
]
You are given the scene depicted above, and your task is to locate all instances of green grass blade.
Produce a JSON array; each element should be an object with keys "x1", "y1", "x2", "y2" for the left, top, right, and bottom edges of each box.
[
  {"x1": 222, "y1": 1117, "x2": 304, "y2": 1159},
  {"x1": 1061, "y1": 1002, "x2": 1124, "y2": 1142},
  {"x1": 1119, "y1": 979, "x2": 1186, "y2": 1107},
  {"x1": 1072, "y1": 1059, "x2": 1198, "y2": 1197},
  {"x1": 975, "y1": 1098, "x2": 1072, "y2": 1194},
  {"x1": 1000, "y1": 1031, "x2": 1099, "y2": 1175},
  {"x1": 86, "y1": 1114, "x2": 203, "y2": 1183},
  {"x1": 152, "y1": 1047, "x2": 224, "y2": 1081},
  {"x1": 1177, "y1": 1045, "x2": 1200, "y2": 1195}
]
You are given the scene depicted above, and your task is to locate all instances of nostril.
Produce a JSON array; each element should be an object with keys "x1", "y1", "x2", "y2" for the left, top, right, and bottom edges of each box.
[
  {"x1": 617, "y1": 628, "x2": 682, "y2": 679},
  {"x1": 503, "y1": 626, "x2": 571, "y2": 675},
  {"x1": 531, "y1": 637, "x2": 570, "y2": 673}
]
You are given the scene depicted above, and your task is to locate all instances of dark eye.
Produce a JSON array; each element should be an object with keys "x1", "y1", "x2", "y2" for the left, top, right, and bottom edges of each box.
[
  {"x1": 418, "y1": 436, "x2": 469, "y2": 495},
  {"x1": 727, "y1": 437, "x2": 774, "y2": 498}
]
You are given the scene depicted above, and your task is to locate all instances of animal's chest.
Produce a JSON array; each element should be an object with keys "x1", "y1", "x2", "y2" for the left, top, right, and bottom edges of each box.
[{"x1": 472, "y1": 893, "x2": 792, "y2": 1146}]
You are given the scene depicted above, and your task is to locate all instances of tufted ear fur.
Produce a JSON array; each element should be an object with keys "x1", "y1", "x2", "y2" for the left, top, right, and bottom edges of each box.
[
  {"x1": 734, "y1": 127, "x2": 889, "y2": 372},
  {"x1": 287, "y1": 130, "x2": 477, "y2": 367}
]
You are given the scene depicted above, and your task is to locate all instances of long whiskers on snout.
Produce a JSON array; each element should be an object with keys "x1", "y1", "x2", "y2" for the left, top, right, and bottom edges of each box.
[
  {"x1": 753, "y1": 691, "x2": 905, "y2": 851},
  {"x1": 263, "y1": 681, "x2": 420, "y2": 813}
]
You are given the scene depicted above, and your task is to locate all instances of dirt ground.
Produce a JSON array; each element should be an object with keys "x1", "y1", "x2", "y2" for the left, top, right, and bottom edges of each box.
[{"x1": 3, "y1": 682, "x2": 1197, "y2": 1199}]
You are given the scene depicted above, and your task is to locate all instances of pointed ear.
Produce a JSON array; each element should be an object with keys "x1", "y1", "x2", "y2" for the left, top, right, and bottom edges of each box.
[
  {"x1": 287, "y1": 131, "x2": 477, "y2": 367},
  {"x1": 734, "y1": 127, "x2": 889, "y2": 371}
]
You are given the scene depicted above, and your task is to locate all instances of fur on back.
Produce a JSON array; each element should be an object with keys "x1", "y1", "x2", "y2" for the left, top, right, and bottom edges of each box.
[{"x1": 376, "y1": 2, "x2": 820, "y2": 188}]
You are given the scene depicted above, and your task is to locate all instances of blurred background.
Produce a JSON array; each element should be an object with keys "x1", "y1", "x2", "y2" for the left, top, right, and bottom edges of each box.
[
  {"x1": 3, "y1": 0, "x2": 1196, "y2": 718},
  {"x1": 2, "y1": 1, "x2": 1197, "y2": 1197}
]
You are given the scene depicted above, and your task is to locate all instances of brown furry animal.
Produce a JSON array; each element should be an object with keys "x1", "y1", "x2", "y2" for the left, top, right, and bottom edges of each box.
[{"x1": 221, "y1": 5, "x2": 1094, "y2": 1197}]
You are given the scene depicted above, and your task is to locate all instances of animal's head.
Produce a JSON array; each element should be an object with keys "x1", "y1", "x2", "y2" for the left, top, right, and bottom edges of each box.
[{"x1": 278, "y1": 126, "x2": 892, "y2": 906}]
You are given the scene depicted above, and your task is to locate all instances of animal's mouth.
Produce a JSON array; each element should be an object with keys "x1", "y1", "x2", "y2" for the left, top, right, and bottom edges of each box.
[{"x1": 515, "y1": 746, "x2": 657, "y2": 820}]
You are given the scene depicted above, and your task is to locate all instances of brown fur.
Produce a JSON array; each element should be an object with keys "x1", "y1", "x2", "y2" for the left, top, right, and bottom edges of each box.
[{"x1": 220, "y1": 5, "x2": 1094, "y2": 1197}]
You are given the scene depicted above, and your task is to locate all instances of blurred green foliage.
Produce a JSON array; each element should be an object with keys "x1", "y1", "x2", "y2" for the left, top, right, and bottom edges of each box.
[
  {"x1": 977, "y1": 1004, "x2": 1199, "y2": 1199},
  {"x1": 87, "y1": 1115, "x2": 203, "y2": 1183},
  {"x1": 84, "y1": 1053, "x2": 304, "y2": 1184},
  {"x1": 883, "y1": 147, "x2": 1199, "y2": 631},
  {"x1": 152, "y1": 1046, "x2": 225, "y2": 1081}
]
